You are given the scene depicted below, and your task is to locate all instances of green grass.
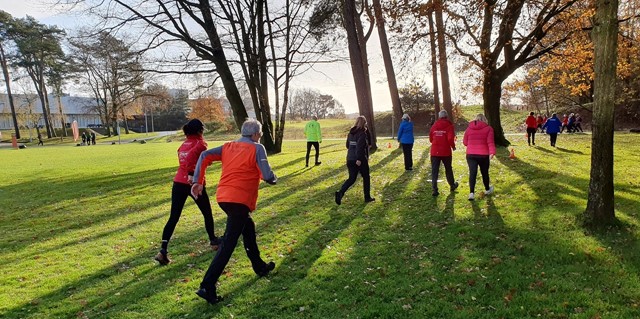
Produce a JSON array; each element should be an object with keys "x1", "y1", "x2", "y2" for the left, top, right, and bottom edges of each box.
[{"x1": 1, "y1": 130, "x2": 640, "y2": 318}]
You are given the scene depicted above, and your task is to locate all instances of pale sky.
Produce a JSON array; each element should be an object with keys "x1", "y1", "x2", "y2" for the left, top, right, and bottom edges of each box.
[{"x1": 0, "y1": 0, "x2": 470, "y2": 114}]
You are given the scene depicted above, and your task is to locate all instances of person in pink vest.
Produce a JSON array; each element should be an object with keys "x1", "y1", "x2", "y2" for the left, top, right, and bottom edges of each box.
[
  {"x1": 463, "y1": 114, "x2": 496, "y2": 201},
  {"x1": 155, "y1": 119, "x2": 220, "y2": 265},
  {"x1": 191, "y1": 118, "x2": 277, "y2": 305}
]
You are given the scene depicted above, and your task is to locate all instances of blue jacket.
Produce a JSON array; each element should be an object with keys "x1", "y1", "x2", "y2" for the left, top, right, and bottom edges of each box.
[
  {"x1": 543, "y1": 116, "x2": 562, "y2": 134},
  {"x1": 397, "y1": 120, "x2": 414, "y2": 144}
]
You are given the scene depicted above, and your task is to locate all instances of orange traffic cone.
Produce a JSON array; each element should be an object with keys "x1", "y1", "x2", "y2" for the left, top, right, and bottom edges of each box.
[{"x1": 509, "y1": 148, "x2": 516, "y2": 159}]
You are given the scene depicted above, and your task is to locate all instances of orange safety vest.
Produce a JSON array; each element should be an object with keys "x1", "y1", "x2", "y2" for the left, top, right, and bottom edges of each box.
[{"x1": 216, "y1": 141, "x2": 262, "y2": 211}]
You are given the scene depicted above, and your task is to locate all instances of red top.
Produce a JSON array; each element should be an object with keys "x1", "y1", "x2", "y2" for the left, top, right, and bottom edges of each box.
[
  {"x1": 562, "y1": 116, "x2": 569, "y2": 125},
  {"x1": 173, "y1": 135, "x2": 208, "y2": 185},
  {"x1": 463, "y1": 120, "x2": 496, "y2": 156},
  {"x1": 429, "y1": 118, "x2": 456, "y2": 156},
  {"x1": 525, "y1": 115, "x2": 537, "y2": 129}
]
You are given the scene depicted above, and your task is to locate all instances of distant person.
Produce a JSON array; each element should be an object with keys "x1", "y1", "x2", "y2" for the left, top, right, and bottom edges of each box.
[
  {"x1": 335, "y1": 116, "x2": 375, "y2": 205},
  {"x1": 304, "y1": 115, "x2": 322, "y2": 167},
  {"x1": 560, "y1": 114, "x2": 569, "y2": 133},
  {"x1": 525, "y1": 112, "x2": 537, "y2": 146},
  {"x1": 542, "y1": 113, "x2": 562, "y2": 147},
  {"x1": 429, "y1": 110, "x2": 458, "y2": 196},
  {"x1": 81, "y1": 132, "x2": 87, "y2": 145},
  {"x1": 155, "y1": 119, "x2": 221, "y2": 266},
  {"x1": 575, "y1": 114, "x2": 584, "y2": 132},
  {"x1": 191, "y1": 118, "x2": 277, "y2": 305},
  {"x1": 463, "y1": 114, "x2": 496, "y2": 201},
  {"x1": 37, "y1": 133, "x2": 44, "y2": 146},
  {"x1": 536, "y1": 114, "x2": 545, "y2": 133},
  {"x1": 397, "y1": 113, "x2": 414, "y2": 171},
  {"x1": 91, "y1": 132, "x2": 96, "y2": 145},
  {"x1": 567, "y1": 113, "x2": 576, "y2": 133}
]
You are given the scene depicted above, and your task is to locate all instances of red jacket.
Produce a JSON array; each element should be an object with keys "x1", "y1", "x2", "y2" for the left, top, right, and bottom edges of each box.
[
  {"x1": 463, "y1": 120, "x2": 496, "y2": 156},
  {"x1": 525, "y1": 115, "x2": 537, "y2": 129},
  {"x1": 174, "y1": 136, "x2": 208, "y2": 185},
  {"x1": 429, "y1": 118, "x2": 456, "y2": 156}
]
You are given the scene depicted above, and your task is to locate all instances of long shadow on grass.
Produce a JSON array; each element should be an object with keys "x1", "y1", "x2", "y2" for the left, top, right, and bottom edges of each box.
[
  {"x1": 0, "y1": 167, "x2": 175, "y2": 254},
  {"x1": 1, "y1": 225, "x2": 222, "y2": 318}
]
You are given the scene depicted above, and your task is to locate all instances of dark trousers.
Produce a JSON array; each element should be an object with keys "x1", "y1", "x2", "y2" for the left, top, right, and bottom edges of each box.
[
  {"x1": 401, "y1": 143, "x2": 413, "y2": 170},
  {"x1": 549, "y1": 133, "x2": 558, "y2": 147},
  {"x1": 466, "y1": 155, "x2": 491, "y2": 193},
  {"x1": 526, "y1": 127, "x2": 536, "y2": 145},
  {"x1": 200, "y1": 202, "x2": 267, "y2": 291},
  {"x1": 305, "y1": 142, "x2": 320, "y2": 165},
  {"x1": 161, "y1": 182, "x2": 215, "y2": 250},
  {"x1": 431, "y1": 156, "x2": 455, "y2": 191},
  {"x1": 338, "y1": 160, "x2": 372, "y2": 200}
]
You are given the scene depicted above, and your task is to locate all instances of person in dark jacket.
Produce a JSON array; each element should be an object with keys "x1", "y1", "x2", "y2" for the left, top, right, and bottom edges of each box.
[
  {"x1": 81, "y1": 132, "x2": 87, "y2": 145},
  {"x1": 542, "y1": 113, "x2": 562, "y2": 147},
  {"x1": 37, "y1": 133, "x2": 44, "y2": 146},
  {"x1": 155, "y1": 119, "x2": 221, "y2": 266},
  {"x1": 525, "y1": 112, "x2": 537, "y2": 146},
  {"x1": 429, "y1": 110, "x2": 458, "y2": 196},
  {"x1": 335, "y1": 116, "x2": 375, "y2": 205},
  {"x1": 397, "y1": 113, "x2": 414, "y2": 170},
  {"x1": 91, "y1": 132, "x2": 96, "y2": 145}
]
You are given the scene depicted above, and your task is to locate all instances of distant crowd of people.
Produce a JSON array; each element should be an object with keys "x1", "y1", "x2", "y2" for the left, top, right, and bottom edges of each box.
[
  {"x1": 525, "y1": 112, "x2": 584, "y2": 147},
  {"x1": 81, "y1": 132, "x2": 96, "y2": 146}
]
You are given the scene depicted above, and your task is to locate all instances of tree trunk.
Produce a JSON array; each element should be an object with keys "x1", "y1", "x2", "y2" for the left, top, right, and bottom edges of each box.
[
  {"x1": 56, "y1": 94, "x2": 67, "y2": 137},
  {"x1": 434, "y1": 0, "x2": 453, "y2": 119},
  {"x1": 200, "y1": 1, "x2": 249, "y2": 132},
  {"x1": 0, "y1": 43, "x2": 20, "y2": 139},
  {"x1": 428, "y1": 9, "x2": 441, "y2": 123},
  {"x1": 256, "y1": 0, "x2": 275, "y2": 152},
  {"x1": 373, "y1": 0, "x2": 402, "y2": 124},
  {"x1": 482, "y1": 74, "x2": 509, "y2": 146},
  {"x1": 584, "y1": 0, "x2": 618, "y2": 226},
  {"x1": 342, "y1": 0, "x2": 377, "y2": 148}
]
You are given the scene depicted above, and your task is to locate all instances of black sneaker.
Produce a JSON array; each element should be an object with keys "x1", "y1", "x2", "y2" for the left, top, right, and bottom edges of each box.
[
  {"x1": 450, "y1": 182, "x2": 459, "y2": 192},
  {"x1": 315, "y1": 162, "x2": 322, "y2": 166},
  {"x1": 210, "y1": 237, "x2": 222, "y2": 251},
  {"x1": 364, "y1": 197, "x2": 376, "y2": 203},
  {"x1": 257, "y1": 261, "x2": 276, "y2": 277},
  {"x1": 154, "y1": 250, "x2": 171, "y2": 265},
  {"x1": 196, "y1": 288, "x2": 223, "y2": 305},
  {"x1": 335, "y1": 191, "x2": 342, "y2": 205}
]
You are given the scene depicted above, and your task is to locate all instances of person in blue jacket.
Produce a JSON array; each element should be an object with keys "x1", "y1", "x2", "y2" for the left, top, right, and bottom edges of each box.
[
  {"x1": 542, "y1": 113, "x2": 562, "y2": 147},
  {"x1": 397, "y1": 114, "x2": 415, "y2": 171}
]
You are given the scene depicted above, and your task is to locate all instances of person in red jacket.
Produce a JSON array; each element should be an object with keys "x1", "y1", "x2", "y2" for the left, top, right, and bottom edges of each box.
[
  {"x1": 525, "y1": 112, "x2": 538, "y2": 146},
  {"x1": 155, "y1": 119, "x2": 221, "y2": 266},
  {"x1": 429, "y1": 110, "x2": 458, "y2": 196},
  {"x1": 191, "y1": 118, "x2": 277, "y2": 305},
  {"x1": 463, "y1": 114, "x2": 496, "y2": 201}
]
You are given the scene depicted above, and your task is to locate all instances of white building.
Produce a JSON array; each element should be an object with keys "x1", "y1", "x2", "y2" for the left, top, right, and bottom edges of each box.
[{"x1": 0, "y1": 93, "x2": 101, "y2": 129}]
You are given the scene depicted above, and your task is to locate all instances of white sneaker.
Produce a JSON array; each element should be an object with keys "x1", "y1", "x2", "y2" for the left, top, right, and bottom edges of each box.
[
  {"x1": 485, "y1": 186, "x2": 494, "y2": 195},
  {"x1": 468, "y1": 193, "x2": 475, "y2": 201}
]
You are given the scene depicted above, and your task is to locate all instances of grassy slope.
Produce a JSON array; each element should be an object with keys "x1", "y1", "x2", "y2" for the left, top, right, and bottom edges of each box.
[{"x1": 1, "y1": 130, "x2": 639, "y2": 318}]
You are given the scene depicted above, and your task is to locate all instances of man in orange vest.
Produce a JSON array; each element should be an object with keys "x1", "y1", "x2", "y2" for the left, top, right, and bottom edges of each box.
[{"x1": 191, "y1": 118, "x2": 277, "y2": 305}]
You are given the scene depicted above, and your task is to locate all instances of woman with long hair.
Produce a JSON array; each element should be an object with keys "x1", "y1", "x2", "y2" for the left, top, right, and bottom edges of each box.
[
  {"x1": 335, "y1": 116, "x2": 375, "y2": 205},
  {"x1": 155, "y1": 119, "x2": 221, "y2": 265},
  {"x1": 463, "y1": 114, "x2": 496, "y2": 201}
]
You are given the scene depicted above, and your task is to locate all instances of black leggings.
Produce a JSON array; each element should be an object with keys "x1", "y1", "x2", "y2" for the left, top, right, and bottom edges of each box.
[
  {"x1": 161, "y1": 182, "x2": 215, "y2": 251},
  {"x1": 466, "y1": 155, "x2": 491, "y2": 193},
  {"x1": 339, "y1": 160, "x2": 372, "y2": 200},
  {"x1": 306, "y1": 142, "x2": 320, "y2": 165},
  {"x1": 526, "y1": 127, "x2": 536, "y2": 145},
  {"x1": 401, "y1": 143, "x2": 413, "y2": 170},
  {"x1": 200, "y1": 202, "x2": 268, "y2": 291}
]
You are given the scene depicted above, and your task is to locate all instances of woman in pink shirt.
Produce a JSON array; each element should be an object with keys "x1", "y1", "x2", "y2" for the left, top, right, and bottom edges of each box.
[{"x1": 463, "y1": 114, "x2": 496, "y2": 201}]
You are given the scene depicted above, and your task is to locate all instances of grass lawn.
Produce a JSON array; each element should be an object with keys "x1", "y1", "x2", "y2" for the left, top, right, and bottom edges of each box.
[{"x1": 1, "y1": 132, "x2": 639, "y2": 318}]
